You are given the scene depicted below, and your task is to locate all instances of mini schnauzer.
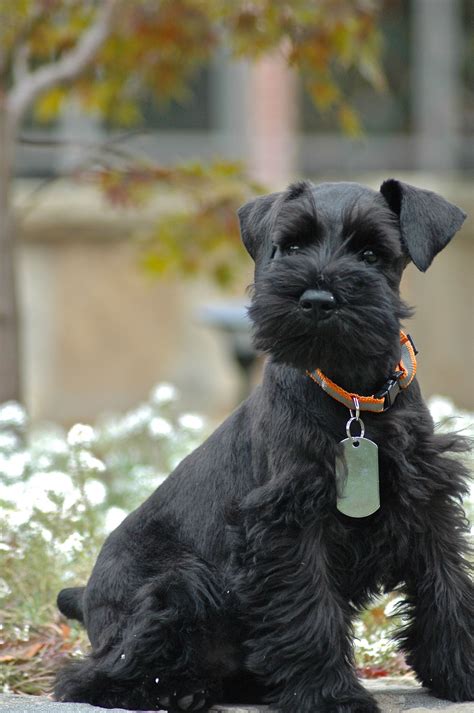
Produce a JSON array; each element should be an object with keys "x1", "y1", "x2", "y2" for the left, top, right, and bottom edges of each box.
[{"x1": 55, "y1": 179, "x2": 473, "y2": 713}]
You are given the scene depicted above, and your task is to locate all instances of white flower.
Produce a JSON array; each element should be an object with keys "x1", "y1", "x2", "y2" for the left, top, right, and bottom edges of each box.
[
  {"x1": 76, "y1": 451, "x2": 106, "y2": 474},
  {"x1": 148, "y1": 417, "x2": 173, "y2": 438},
  {"x1": 0, "y1": 579, "x2": 12, "y2": 599},
  {"x1": 0, "y1": 481, "x2": 22, "y2": 504},
  {"x1": 121, "y1": 405, "x2": 154, "y2": 435},
  {"x1": 31, "y1": 433, "x2": 69, "y2": 457},
  {"x1": 0, "y1": 402, "x2": 27, "y2": 429},
  {"x1": 100, "y1": 418, "x2": 127, "y2": 441},
  {"x1": 0, "y1": 432, "x2": 21, "y2": 452},
  {"x1": 34, "y1": 453, "x2": 54, "y2": 471},
  {"x1": 169, "y1": 455, "x2": 185, "y2": 470},
  {"x1": 0, "y1": 451, "x2": 30, "y2": 479},
  {"x1": 67, "y1": 424, "x2": 96, "y2": 448},
  {"x1": 27, "y1": 470, "x2": 80, "y2": 512},
  {"x1": 178, "y1": 414, "x2": 204, "y2": 431},
  {"x1": 57, "y1": 533, "x2": 84, "y2": 555},
  {"x1": 428, "y1": 397, "x2": 474, "y2": 446},
  {"x1": 84, "y1": 478, "x2": 107, "y2": 505},
  {"x1": 28, "y1": 522, "x2": 53, "y2": 542},
  {"x1": 0, "y1": 485, "x2": 32, "y2": 526},
  {"x1": 13, "y1": 624, "x2": 30, "y2": 642},
  {"x1": 104, "y1": 506, "x2": 127, "y2": 533},
  {"x1": 150, "y1": 383, "x2": 177, "y2": 406},
  {"x1": 130, "y1": 464, "x2": 157, "y2": 479},
  {"x1": 155, "y1": 473, "x2": 168, "y2": 487},
  {"x1": 428, "y1": 395, "x2": 456, "y2": 423},
  {"x1": 30, "y1": 469, "x2": 74, "y2": 492}
]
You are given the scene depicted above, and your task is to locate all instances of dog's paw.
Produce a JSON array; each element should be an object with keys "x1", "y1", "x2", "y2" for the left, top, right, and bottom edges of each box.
[
  {"x1": 157, "y1": 688, "x2": 210, "y2": 712},
  {"x1": 426, "y1": 674, "x2": 474, "y2": 703}
]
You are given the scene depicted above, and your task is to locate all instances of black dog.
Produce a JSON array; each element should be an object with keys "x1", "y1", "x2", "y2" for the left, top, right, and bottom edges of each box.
[{"x1": 55, "y1": 179, "x2": 473, "y2": 713}]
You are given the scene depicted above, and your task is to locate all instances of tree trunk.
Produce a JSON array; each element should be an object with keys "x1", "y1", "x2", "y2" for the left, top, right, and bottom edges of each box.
[{"x1": 0, "y1": 102, "x2": 21, "y2": 404}]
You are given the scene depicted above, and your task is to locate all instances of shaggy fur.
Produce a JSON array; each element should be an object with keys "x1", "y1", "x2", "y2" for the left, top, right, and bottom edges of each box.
[{"x1": 55, "y1": 179, "x2": 473, "y2": 712}]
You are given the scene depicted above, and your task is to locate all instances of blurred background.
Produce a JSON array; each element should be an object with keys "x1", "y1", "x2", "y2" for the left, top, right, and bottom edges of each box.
[{"x1": 4, "y1": 0, "x2": 474, "y2": 424}]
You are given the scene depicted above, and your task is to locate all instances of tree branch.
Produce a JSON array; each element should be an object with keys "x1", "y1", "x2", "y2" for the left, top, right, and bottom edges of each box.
[
  {"x1": 12, "y1": 44, "x2": 30, "y2": 87},
  {"x1": 17, "y1": 130, "x2": 148, "y2": 165},
  {"x1": 7, "y1": 0, "x2": 118, "y2": 122}
]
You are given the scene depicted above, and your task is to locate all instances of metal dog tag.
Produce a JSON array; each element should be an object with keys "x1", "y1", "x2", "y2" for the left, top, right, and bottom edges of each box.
[
  {"x1": 336, "y1": 437, "x2": 380, "y2": 517},
  {"x1": 336, "y1": 411, "x2": 380, "y2": 518}
]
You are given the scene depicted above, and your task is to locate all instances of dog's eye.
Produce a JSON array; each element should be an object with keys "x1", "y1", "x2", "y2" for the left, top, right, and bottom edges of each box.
[
  {"x1": 285, "y1": 245, "x2": 300, "y2": 256},
  {"x1": 361, "y1": 249, "x2": 378, "y2": 264}
]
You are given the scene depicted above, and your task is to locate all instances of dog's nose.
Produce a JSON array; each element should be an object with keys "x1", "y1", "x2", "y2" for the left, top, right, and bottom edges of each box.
[{"x1": 299, "y1": 289, "x2": 336, "y2": 319}]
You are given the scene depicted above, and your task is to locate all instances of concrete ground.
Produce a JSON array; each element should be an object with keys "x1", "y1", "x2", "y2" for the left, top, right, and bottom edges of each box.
[{"x1": 0, "y1": 680, "x2": 473, "y2": 713}]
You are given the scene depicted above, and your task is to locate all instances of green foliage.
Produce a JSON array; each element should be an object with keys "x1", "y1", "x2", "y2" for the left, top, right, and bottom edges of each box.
[
  {"x1": 94, "y1": 157, "x2": 264, "y2": 286},
  {"x1": 355, "y1": 594, "x2": 411, "y2": 678},
  {"x1": 76, "y1": 1, "x2": 217, "y2": 125}
]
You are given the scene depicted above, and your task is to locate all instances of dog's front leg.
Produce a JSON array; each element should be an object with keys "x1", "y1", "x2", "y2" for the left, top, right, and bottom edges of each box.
[
  {"x1": 398, "y1": 499, "x2": 473, "y2": 702},
  {"x1": 239, "y1": 488, "x2": 379, "y2": 713}
]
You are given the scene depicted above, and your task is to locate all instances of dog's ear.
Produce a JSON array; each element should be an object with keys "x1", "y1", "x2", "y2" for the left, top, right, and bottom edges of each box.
[
  {"x1": 380, "y1": 179, "x2": 466, "y2": 272},
  {"x1": 238, "y1": 192, "x2": 281, "y2": 261}
]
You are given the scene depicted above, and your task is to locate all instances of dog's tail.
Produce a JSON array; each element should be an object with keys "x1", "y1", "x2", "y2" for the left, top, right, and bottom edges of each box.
[{"x1": 57, "y1": 586, "x2": 85, "y2": 623}]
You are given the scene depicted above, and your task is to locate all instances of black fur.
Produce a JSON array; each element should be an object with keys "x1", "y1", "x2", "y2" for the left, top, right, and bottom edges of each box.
[
  {"x1": 57, "y1": 587, "x2": 85, "y2": 623},
  {"x1": 380, "y1": 179, "x2": 467, "y2": 272},
  {"x1": 55, "y1": 180, "x2": 473, "y2": 712}
]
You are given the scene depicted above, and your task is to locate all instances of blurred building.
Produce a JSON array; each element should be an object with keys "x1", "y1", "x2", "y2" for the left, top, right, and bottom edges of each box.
[{"x1": 15, "y1": 0, "x2": 474, "y2": 421}]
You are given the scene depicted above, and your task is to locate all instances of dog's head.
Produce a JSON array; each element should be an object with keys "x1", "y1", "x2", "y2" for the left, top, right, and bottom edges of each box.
[{"x1": 239, "y1": 180, "x2": 466, "y2": 384}]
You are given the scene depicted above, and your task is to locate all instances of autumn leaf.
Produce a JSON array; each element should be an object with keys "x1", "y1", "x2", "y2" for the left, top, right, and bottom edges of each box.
[
  {"x1": 34, "y1": 86, "x2": 67, "y2": 121},
  {"x1": 338, "y1": 103, "x2": 362, "y2": 137},
  {"x1": 23, "y1": 642, "x2": 45, "y2": 659}
]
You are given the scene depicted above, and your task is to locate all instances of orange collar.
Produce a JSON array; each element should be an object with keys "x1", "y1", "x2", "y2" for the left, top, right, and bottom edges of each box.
[{"x1": 306, "y1": 332, "x2": 417, "y2": 413}]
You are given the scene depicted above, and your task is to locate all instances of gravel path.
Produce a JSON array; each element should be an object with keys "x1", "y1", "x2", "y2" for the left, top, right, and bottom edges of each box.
[{"x1": 0, "y1": 681, "x2": 473, "y2": 713}]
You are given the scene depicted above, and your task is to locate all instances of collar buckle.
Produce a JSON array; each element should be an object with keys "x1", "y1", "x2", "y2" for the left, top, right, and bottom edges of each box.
[{"x1": 374, "y1": 370, "x2": 404, "y2": 412}]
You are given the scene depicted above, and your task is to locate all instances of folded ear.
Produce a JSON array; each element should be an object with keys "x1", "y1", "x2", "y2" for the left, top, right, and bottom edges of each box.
[
  {"x1": 238, "y1": 192, "x2": 281, "y2": 262},
  {"x1": 380, "y1": 179, "x2": 467, "y2": 272}
]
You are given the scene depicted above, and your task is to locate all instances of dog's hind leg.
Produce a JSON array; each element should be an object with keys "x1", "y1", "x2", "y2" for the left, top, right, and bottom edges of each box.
[{"x1": 55, "y1": 556, "x2": 240, "y2": 712}]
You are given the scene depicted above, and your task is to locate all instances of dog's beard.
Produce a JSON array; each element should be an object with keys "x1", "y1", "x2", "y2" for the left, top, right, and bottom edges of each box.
[{"x1": 249, "y1": 256, "x2": 412, "y2": 390}]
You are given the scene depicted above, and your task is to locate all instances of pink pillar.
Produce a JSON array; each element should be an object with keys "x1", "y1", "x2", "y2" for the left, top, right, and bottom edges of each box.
[{"x1": 248, "y1": 53, "x2": 297, "y2": 187}]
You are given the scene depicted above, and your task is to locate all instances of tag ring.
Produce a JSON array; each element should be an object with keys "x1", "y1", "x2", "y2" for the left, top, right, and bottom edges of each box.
[
  {"x1": 350, "y1": 396, "x2": 360, "y2": 420},
  {"x1": 346, "y1": 416, "x2": 365, "y2": 439}
]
